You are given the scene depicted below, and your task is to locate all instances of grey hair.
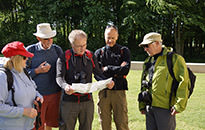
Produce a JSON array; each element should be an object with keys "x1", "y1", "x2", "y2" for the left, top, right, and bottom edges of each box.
[{"x1": 68, "y1": 30, "x2": 87, "y2": 45}]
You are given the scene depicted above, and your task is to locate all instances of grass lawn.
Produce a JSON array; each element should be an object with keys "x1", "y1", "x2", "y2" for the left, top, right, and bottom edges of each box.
[{"x1": 53, "y1": 70, "x2": 205, "y2": 130}]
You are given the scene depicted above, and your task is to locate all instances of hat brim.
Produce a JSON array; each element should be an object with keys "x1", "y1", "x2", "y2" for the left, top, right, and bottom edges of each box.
[
  {"x1": 19, "y1": 51, "x2": 34, "y2": 58},
  {"x1": 33, "y1": 30, "x2": 56, "y2": 39},
  {"x1": 139, "y1": 40, "x2": 153, "y2": 47}
]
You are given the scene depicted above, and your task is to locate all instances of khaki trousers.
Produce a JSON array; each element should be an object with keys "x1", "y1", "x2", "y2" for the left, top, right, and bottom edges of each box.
[{"x1": 98, "y1": 90, "x2": 129, "y2": 130}]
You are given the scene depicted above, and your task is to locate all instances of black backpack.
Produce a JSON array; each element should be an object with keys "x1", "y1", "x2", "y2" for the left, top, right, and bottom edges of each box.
[
  {"x1": 0, "y1": 67, "x2": 31, "y2": 106},
  {"x1": 167, "y1": 52, "x2": 196, "y2": 106}
]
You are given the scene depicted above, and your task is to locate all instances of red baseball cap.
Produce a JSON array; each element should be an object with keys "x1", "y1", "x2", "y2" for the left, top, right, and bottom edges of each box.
[{"x1": 1, "y1": 41, "x2": 34, "y2": 58}]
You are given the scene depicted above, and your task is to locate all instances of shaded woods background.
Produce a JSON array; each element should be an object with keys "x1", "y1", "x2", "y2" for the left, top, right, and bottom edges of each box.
[{"x1": 0, "y1": 0, "x2": 204, "y2": 62}]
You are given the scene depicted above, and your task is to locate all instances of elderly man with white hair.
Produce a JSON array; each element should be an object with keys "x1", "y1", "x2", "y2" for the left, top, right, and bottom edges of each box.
[
  {"x1": 26, "y1": 23, "x2": 63, "y2": 130},
  {"x1": 56, "y1": 29, "x2": 114, "y2": 130}
]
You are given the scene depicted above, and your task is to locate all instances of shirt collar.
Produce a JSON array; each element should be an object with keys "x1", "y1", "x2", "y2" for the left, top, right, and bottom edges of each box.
[{"x1": 39, "y1": 42, "x2": 51, "y2": 50}]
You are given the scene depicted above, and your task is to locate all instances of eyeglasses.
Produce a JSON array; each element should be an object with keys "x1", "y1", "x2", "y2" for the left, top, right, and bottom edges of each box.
[
  {"x1": 74, "y1": 44, "x2": 87, "y2": 48},
  {"x1": 142, "y1": 44, "x2": 149, "y2": 48}
]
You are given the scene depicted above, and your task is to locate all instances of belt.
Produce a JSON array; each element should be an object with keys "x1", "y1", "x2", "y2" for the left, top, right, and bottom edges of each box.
[{"x1": 63, "y1": 93, "x2": 91, "y2": 103}]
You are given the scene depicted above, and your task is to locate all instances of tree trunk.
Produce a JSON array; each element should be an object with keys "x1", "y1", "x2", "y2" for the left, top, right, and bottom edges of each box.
[{"x1": 174, "y1": 18, "x2": 184, "y2": 55}]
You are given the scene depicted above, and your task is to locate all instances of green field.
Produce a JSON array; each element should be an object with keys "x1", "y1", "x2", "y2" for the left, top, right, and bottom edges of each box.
[{"x1": 53, "y1": 70, "x2": 205, "y2": 130}]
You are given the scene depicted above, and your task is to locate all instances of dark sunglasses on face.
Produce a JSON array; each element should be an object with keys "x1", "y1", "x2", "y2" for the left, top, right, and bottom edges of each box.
[
  {"x1": 21, "y1": 55, "x2": 27, "y2": 60},
  {"x1": 142, "y1": 44, "x2": 149, "y2": 48},
  {"x1": 142, "y1": 42, "x2": 155, "y2": 48}
]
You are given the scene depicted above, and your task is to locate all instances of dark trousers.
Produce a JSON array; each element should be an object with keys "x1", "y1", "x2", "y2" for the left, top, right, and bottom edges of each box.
[
  {"x1": 59, "y1": 99, "x2": 94, "y2": 130},
  {"x1": 146, "y1": 106, "x2": 176, "y2": 130}
]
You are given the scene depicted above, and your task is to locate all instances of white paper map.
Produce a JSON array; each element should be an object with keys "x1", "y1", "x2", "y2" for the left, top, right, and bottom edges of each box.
[{"x1": 71, "y1": 78, "x2": 112, "y2": 93}]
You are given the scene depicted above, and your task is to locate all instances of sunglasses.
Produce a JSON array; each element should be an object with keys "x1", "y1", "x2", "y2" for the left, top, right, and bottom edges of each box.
[
  {"x1": 142, "y1": 44, "x2": 149, "y2": 48},
  {"x1": 21, "y1": 55, "x2": 27, "y2": 60},
  {"x1": 106, "y1": 23, "x2": 118, "y2": 31},
  {"x1": 142, "y1": 42, "x2": 155, "y2": 48}
]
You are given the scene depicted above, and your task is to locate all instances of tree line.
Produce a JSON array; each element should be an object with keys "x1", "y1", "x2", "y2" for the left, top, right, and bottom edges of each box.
[{"x1": 0, "y1": 0, "x2": 204, "y2": 62}]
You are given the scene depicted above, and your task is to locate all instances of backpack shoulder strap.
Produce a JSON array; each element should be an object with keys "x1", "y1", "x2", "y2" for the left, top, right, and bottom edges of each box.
[
  {"x1": 85, "y1": 50, "x2": 95, "y2": 68},
  {"x1": 85, "y1": 49, "x2": 92, "y2": 58},
  {"x1": 167, "y1": 52, "x2": 179, "y2": 107},
  {"x1": 167, "y1": 52, "x2": 176, "y2": 80},
  {"x1": 0, "y1": 67, "x2": 17, "y2": 106},
  {"x1": 0, "y1": 67, "x2": 13, "y2": 91},
  {"x1": 65, "y1": 49, "x2": 72, "y2": 70}
]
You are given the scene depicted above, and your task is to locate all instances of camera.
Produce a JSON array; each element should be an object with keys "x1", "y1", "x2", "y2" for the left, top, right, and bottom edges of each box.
[
  {"x1": 141, "y1": 80, "x2": 151, "y2": 89},
  {"x1": 138, "y1": 91, "x2": 152, "y2": 112},
  {"x1": 74, "y1": 71, "x2": 87, "y2": 83},
  {"x1": 138, "y1": 80, "x2": 152, "y2": 108},
  {"x1": 138, "y1": 91, "x2": 152, "y2": 104}
]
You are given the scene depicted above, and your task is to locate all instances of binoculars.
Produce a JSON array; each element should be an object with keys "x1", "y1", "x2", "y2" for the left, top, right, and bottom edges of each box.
[{"x1": 74, "y1": 71, "x2": 87, "y2": 83}]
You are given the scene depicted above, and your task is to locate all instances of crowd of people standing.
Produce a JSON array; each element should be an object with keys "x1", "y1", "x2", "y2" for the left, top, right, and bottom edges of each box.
[{"x1": 0, "y1": 22, "x2": 190, "y2": 130}]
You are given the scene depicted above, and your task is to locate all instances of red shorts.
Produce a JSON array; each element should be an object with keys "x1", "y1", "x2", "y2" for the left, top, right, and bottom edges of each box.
[{"x1": 33, "y1": 91, "x2": 61, "y2": 130}]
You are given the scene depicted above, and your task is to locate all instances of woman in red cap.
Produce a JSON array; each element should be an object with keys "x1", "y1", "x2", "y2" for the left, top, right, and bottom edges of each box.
[{"x1": 0, "y1": 41, "x2": 43, "y2": 130}]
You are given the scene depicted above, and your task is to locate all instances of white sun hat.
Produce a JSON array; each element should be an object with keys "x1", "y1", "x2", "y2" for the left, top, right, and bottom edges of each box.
[
  {"x1": 33, "y1": 23, "x2": 56, "y2": 39},
  {"x1": 139, "y1": 32, "x2": 162, "y2": 47}
]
